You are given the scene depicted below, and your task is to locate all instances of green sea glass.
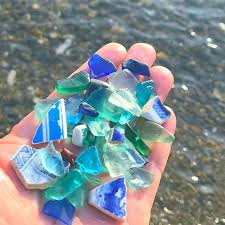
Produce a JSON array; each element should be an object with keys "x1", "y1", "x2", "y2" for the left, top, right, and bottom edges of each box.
[
  {"x1": 109, "y1": 89, "x2": 141, "y2": 116},
  {"x1": 34, "y1": 98, "x2": 59, "y2": 121},
  {"x1": 125, "y1": 124, "x2": 150, "y2": 157},
  {"x1": 136, "y1": 80, "x2": 156, "y2": 108},
  {"x1": 87, "y1": 118, "x2": 110, "y2": 136},
  {"x1": 44, "y1": 169, "x2": 84, "y2": 200},
  {"x1": 125, "y1": 167, "x2": 153, "y2": 189},
  {"x1": 133, "y1": 118, "x2": 175, "y2": 143},
  {"x1": 103, "y1": 141, "x2": 146, "y2": 177},
  {"x1": 55, "y1": 71, "x2": 90, "y2": 95}
]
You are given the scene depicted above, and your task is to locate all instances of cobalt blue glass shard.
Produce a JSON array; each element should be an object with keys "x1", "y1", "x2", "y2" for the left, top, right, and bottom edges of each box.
[
  {"x1": 88, "y1": 53, "x2": 117, "y2": 79},
  {"x1": 122, "y1": 59, "x2": 151, "y2": 77},
  {"x1": 89, "y1": 177, "x2": 127, "y2": 221},
  {"x1": 32, "y1": 99, "x2": 67, "y2": 144},
  {"x1": 109, "y1": 128, "x2": 126, "y2": 143},
  {"x1": 75, "y1": 146, "x2": 102, "y2": 175},
  {"x1": 79, "y1": 102, "x2": 99, "y2": 117},
  {"x1": 42, "y1": 199, "x2": 76, "y2": 225},
  {"x1": 142, "y1": 96, "x2": 171, "y2": 124}
]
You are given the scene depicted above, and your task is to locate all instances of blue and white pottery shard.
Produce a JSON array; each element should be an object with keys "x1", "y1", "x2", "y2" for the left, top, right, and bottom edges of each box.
[
  {"x1": 88, "y1": 177, "x2": 127, "y2": 221},
  {"x1": 142, "y1": 96, "x2": 171, "y2": 124},
  {"x1": 32, "y1": 99, "x2": 67, "y2": 144},
  {"x1": 10, "y1": 145, "x2": 58, "y2": 189}
]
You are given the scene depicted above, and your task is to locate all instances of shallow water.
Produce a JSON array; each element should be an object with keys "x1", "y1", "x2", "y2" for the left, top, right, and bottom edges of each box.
[{"x1": 0, "y1": 0, "x2": 225, "y2": 224}]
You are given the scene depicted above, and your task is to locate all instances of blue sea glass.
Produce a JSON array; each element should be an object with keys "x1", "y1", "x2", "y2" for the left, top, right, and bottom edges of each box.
[
  {"x1": 88, "y1": 53, "x2": 117, "y2": 79},
  {"x1": 42, "y1": 199, "x2": 76, "y2": 225},
  {"x1": 110, "y1": 128, "x2": 125, "y2": 143},
  {"x1": 122, "y1": 59, "x2": 151, "y2": 77},
  {"x1": 79, "y1": 102, "x2": 99, "y2": 117}
]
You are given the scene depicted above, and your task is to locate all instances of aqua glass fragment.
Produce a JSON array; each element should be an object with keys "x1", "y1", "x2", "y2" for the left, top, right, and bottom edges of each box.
[
  {"x1": 76, "y1": 146, "x2": 102, "y2": 175},
  {"x1": 86, "y1": 88, "x2": 124, "y2": 123},
  {"x1": 122, "y1": 59, "x2": 151, "y2": 77},
  {"x1": 72, "y1": 124, "x2": 88, "y2": 147},
  {"x1": 34, "y1": 98, "x2": 59, "y2": 121},
  {"x1": 32, "y1": 99, "x2": 67, "y2": 144},
  {"x1": 89, "y1": 177, "x2": 127, "y2": 221},
  {"x1": 55, "y1": 71, "x2": 90, "y2": 95},
  {"x1": 133, "y1": 117, "x2": 175, "y2": 143},
  {"x1": 44, "y1": 169, "x2": 84, "y2": 200},
  {"x1": 42, "y1": 199, "x2": 76, "y2": 225},
  {"x1": 119, "y1": 111, "x2": 135, "y2": 124},
  {"x1": 88, "y1": 53, "x2": 117, "y2": 79},
  {"x1": 79, "y1": 102, "x2": 99, "y2": 117},
  {"x1": 103, "y1": 141, "x2": 145, "y2": 177},
  {"x1": 87, "y1": 118, "x2": 110, "y2": 136},
  {"x1": 125, "y1": 124, "x2": 150, "y2": 157},
  {"x1": 109, "y1": 89, "x2": 141, "y2": 116},
  {"x1": 87, "y1": 79, "x2": 110, "y2": 95},
  {"x1": 125, "y1": 167, "x2": 153, "y2": 189},
  {"x1": 82, "y1": 131, "x2": 96, "y2": 147},
  {"x1": 108, "y1": 69, "x2": 138, "y2": 93},
  {"x1": 142, "y1": 96, "x2": 171, "y2": 124},
  {"x1": 136, "y1": 80, "x2": 156, "y2": 107},
  {"x1": 37, "y1": 142, "x2": 65, "y2": 177}
]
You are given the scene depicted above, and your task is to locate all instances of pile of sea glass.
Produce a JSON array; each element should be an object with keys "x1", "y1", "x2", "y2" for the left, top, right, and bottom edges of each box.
[{"x1": 11, "y1": 54, "x2": 174, "y2": 225}]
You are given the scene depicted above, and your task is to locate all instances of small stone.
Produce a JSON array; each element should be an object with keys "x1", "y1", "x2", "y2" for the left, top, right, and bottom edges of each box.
[
  {"x1": 133, "y1": 117, "x2": 175, "y2": 143},
  {"x1": 88, "y1": 53, "x2": 117, "y2": 79},
  {"x1": 42, "y1": 199, "x2": 76, "y2": 225},
  {"x1": 142, "y1": 96, "x2": 171, "y2": 124},
  {"x1": 89, "y1": 177, "x2": 127, "y2": 221},
  {"x1": 72, "y1": 125, "x2": 88, "y2": 147},
  {"x1": 109, "y1": 128, "x2": 125, "y2": 143},
  {"x1": 125, "y1": 124, "x2": 150, "y2": 157},
  {"x1": 125, "y1": 167, "x2": 153, "y2": 189},
  {"x1": 87, "y1": 118, "x2": 110, "y2": 136},
  {"x1": 10, "y1": 145, "x2": 58, "y2": 189},
  {"x1": 44, "y1": 169, "x2": 84, "y2": 200},
  {"x1": 103, "y1": 141, "x2": 145, "y2": 177},
  {"x1": 109, "y1": 89, "x2": 142, "y2": 116},
  {"x1": 122, "y1": 59, "x2": 151, "y2": 77},
  {"x1": 79, "y1": 102, "x2": 99, "y2": 117},
  {"x1": 108, "y1": 69, "x2": 138, "y2": 93},
  {"x1": 55, "y1": 71, "x2": 90, "y2": 95},
  {"x1": 76, "y1": 146, "x2": 102, "y2": 175},
  {"x1": 32, "y1": 99, "x2": 67, "y2": 144},
  {"x1": 136, "y1": 80, "x2": 156, "y2": 108},
  {"x1": 34, "y1": 98, "x2": 59, "y2": 121}
]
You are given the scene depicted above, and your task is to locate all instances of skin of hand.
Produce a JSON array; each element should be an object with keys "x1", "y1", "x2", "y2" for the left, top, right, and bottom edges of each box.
[{"x1": 0, "y1": 43, "x2": 176, "y2": 225}]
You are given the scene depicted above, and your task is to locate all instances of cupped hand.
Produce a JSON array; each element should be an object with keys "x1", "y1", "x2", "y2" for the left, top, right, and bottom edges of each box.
[{"x1": 0, "y1": 43, "x2": 176, "y2": 225}]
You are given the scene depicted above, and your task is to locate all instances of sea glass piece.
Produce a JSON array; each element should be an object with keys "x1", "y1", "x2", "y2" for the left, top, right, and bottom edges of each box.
[
  {"x1": 119, "y1": 111, "x2": 135, "y2": 124},
  {"x1": 109, "y1": 89, "x2": 141, "y2": 116},
  {"x1": 86, "y1": 88, "x2": 124, "y2": 123},
  {"x1": 125, "y1": 124, "x2": 150, "y2": 157},
  {"x1": 76, "y1": 146, "x2": 102, "y2": 175},
  {"x1": 83, "y1": 174, "x2": 101, "y2": 186},
  {"x1": 125, "y1": 167, "x2": 153, "y2": 189},
  {"x1": 83, "y1": 131, "x2": 96, "y2": 147},
  {"x1": 87, "y1": 79, "x2": 110, "y2": 95},
  {"x1": 122, "y1": 59, "x2": 151, "y2": 77},
  {"x1": 108, "y1": 69, "x2": 138, "y2": 93},
  {"x1": 44, "y1": 169, "x2": 84, "y2": 200},
  {"x1": 72, "y1": 124, "x2": 88, "y2": 147},
  {"x1": 32, "y1": 99, "x2": 67, "y2": 144},
  {"x1": 67, "y1": 185, "x2": 88, "y2": 208},
  {"x1": 88, "y1": 53, "x2": 117, "y2": 79},
  {"x1": 42, "y1": 199, "x2": 76, "y2": 225},
  {"x1": 89, "y1": 177, "x2": 127, "y2": 221},
  {"x1": 10, "y1": 145, "x2": 58, "y2": 189},
  {"x1": 34, "y1": 98, "x2": 59, "y2": 121},
  {"x1": 142, "y1": 96, "x2": 171, "y2": 124},
  {"x1": 109, "y1": 128, "x2": 125, "y2": 143},
  {"x1": 133, "y1": 117, "x2": 175, "y2": 143},
  {"x1": 79, "y1": 102, "x2": 99, "y2": 117},
  {"x1": 136, "y1": 80, "x2": 156, "y2": 107},
  {"x1": 103, "y1": 141, "x2": 145, "y2": 177},
  {"x1": 65, "y1": 95, "x2": 83, "y2": 126},
  {"x1": 55, "y1": 71, "x2": 90, "y2": 95},
  {"x1": 37, "y1": 142, "x2": 65, "y2": 177},
  {"x1": 87, "y1": 118, "x2": 110, "y2": 136}
]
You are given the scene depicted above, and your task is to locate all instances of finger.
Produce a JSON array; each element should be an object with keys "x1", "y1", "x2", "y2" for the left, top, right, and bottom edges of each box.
[{"x1": 7, "y1": 43, "x2": 127, "y2": 143}]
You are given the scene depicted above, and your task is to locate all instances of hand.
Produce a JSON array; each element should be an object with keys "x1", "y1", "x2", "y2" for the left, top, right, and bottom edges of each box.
[{"x1": 0, "y1": 43, "x2": 176, "y2": 225}]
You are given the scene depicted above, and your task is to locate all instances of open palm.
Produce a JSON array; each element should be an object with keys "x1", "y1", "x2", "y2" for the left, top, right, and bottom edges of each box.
[{"x1": 0, "y1": 43, "x2": 176, "y2": 225}]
